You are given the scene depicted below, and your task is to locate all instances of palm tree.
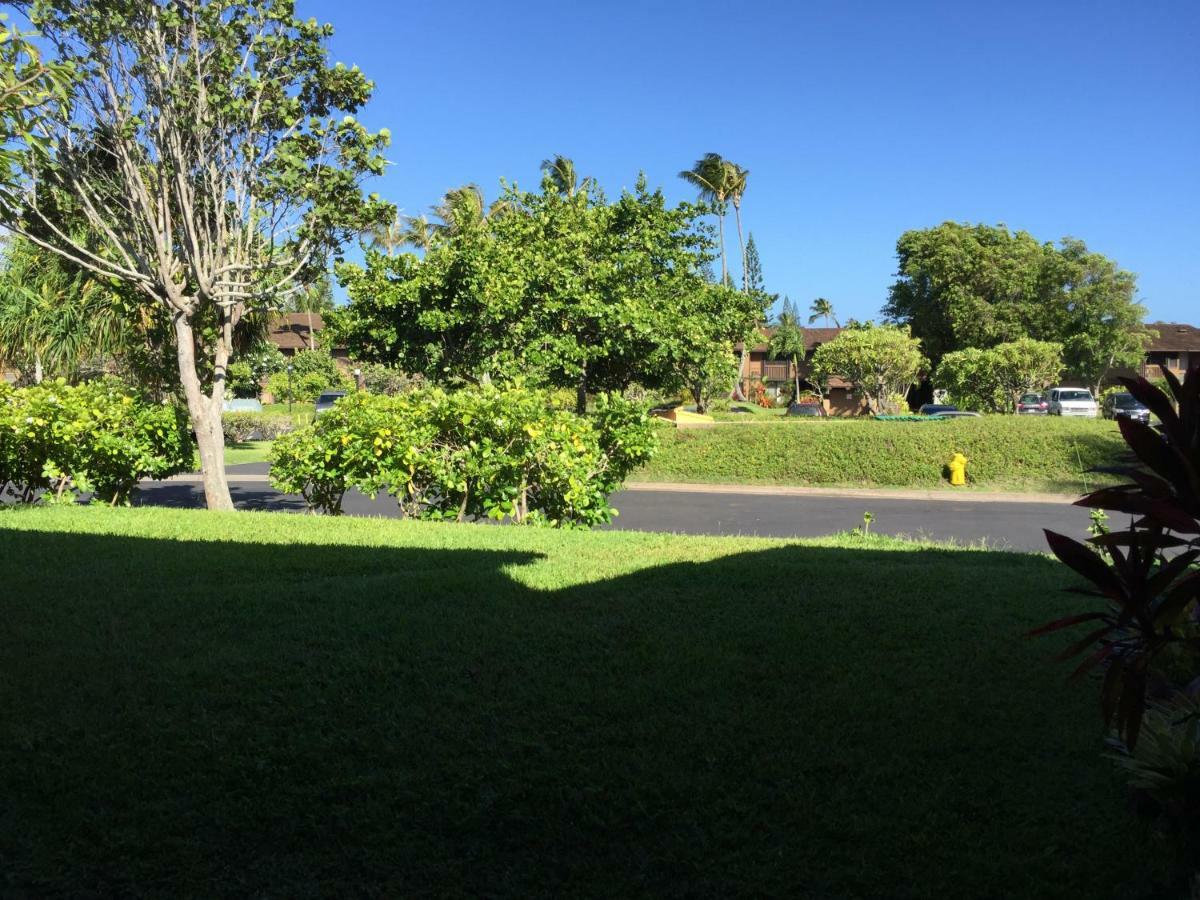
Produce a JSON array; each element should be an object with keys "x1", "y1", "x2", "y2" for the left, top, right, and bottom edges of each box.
[
  {"x1": 679, "y1": 153, "x2": 734, "y2": 286},
  {"x1": 808, "y1": 297, "x2": 840, "y2": 328},
  {"x1": 362, "y1": 213, "x2": 404, "y2": 257},
  {"x1": 398, "y1": 214, "x2": 437, "y2": 253},
  {"x1": 725, "y1": 161, "x2": 749, "y2": 289},
  {"x1": 0, "y1": 237, "x2": 123, "y2": 382},
  {"x1": 432, "y1": 184, "x2": 511, "y2": 237},
  {"x1": 769, "y1": 299, "x2": 808, "y2": 401},
  {"x1": 540, "y1": 154, "x2": 592, "y2": 198}
]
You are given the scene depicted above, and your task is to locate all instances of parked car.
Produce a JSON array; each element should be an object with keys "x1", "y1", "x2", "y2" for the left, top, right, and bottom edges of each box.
[
  {"x1": 1016, "y1": 392, "x2": 1049, "y2": 415},
  {"x1": 1102, "y1": 392, "x2": 1151, "y2": 423},
  {"x1": 1045, "y1": 387, "x2": 1099, "y2": 418},
  {"x1": 314, "y1": 390, "x2": 347, "y2": 415},
  {"x1": 918, "y1": 403, "x2": 959, "y2": 416},
  {"x1": 786, "y1": 402, "x2": 826, "y2": 417}
]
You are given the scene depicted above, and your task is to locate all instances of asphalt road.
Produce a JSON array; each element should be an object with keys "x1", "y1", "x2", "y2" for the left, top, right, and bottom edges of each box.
[{"x1": 135, "y1": 464, "x2": 1091, "y2": 552}]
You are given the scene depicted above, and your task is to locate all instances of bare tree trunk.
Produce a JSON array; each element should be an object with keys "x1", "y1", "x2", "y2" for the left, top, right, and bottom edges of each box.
[
  {"x1": 734, "y1": 203, "x2": 747, "y2": 291},
  {"x1": 174, "y1": 314, "x2": 234, "y2": 511},
  {"x1": 692, "y1": 383, "x2": 706, "y2": 414},
  {"x1": 732, "y1": 345, "x2": 748, "y2": 402},
  {"x1": 306, "y1": 310, "x2": 315, "y2": 350},
  {"x1": 33, "y1": 354, "x2": 43, "y2": 384},
  {"x1": 717, "y1": 212, "x2": 728, "y2": 287}
]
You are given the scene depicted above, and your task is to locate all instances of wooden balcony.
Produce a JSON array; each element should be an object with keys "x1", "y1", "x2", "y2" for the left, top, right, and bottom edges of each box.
[{"x1": 760, "y1": 361, "x2": 792, "y2": 382}]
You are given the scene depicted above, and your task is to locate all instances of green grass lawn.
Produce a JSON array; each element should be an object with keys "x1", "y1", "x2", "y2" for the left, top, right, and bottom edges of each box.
[
  {"x1": 0, "y1": 507, "x2": 1156, "y2": 896},
  {"x1": 223, "y1": 439, "x2": 274, "y2": 466}
]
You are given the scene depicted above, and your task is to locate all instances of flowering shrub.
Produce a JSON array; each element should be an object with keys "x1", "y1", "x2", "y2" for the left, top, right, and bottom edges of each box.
[
  {"x1": 0, "y1": 379, "x2": 194, "y2": 504},
  {"x1": 221, "y1": 412, "x2": 296, "y2": 443},
  {"x1": 270, "y1": 386, "x2": 656, "y2": 526}
]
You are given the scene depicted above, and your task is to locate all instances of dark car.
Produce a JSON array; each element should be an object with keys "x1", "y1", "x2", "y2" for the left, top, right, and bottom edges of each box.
[
  {"x1": 1102, "y1": 392, "x2": 1150, "y2": 423},
  {"x1": 1016, "y1": 392, "x2": 1049, "y2": 415},
  {"x1": 314, "y1": 390, "x2": 347, "y2": 415},
  {"x1": 918, "y1": 403, "x2": 958, "y2": 416},
  {"x1": 786, "y1": 402, "x2": 826, "y2": 417}
]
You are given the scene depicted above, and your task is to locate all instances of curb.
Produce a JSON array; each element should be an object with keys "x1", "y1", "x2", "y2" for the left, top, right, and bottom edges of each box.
[
  {"x1": 148, "y1": 473, "x2": 1078, "y2": 505},
  {"x1": 621, "y1": 481, "x2": 1078, "y2": 505}
]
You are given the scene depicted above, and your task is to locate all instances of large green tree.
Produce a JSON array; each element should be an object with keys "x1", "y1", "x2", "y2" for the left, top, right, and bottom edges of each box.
[
  {"x1": 935, "y1": 338, "x2": 1063, "y2": 413},
  {"x1": 333, "y1": 174, "x2": 760, "y2": 414},
  {"x1": 883, "y1": 223, "x2": 1150, "y2": 386},
  {"x1": 0, "y1": 1, "x2": 392, "y2": 510},
  {"x1": 810, "y1": 324, "x2": 927, "y2": 415}
]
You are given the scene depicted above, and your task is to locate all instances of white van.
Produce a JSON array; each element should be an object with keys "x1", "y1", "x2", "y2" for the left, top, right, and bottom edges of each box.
[{"x1": 1045, "y1": 387, "x2": 1098, "y2": 418}]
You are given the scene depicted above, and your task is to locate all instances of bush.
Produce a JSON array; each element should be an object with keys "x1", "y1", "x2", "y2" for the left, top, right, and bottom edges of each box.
[
  {"x1": 221, "y1": 412, "x2": 296, "y2": 444},
  {"x1": 640, "y1": 416, "x2": 1127, "y2": 490},
  {"x1": 358, "y1": 362, "x2": 421, "y2": 396},
  {"x1": 270, "y1": 386, "x2": 656, "y2": 524},
  {"x1": 0, "y1": 379, "x2": 194, "y2": 504}
]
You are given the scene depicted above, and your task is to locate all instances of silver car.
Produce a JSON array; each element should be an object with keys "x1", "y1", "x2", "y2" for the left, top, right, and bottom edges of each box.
[{"x1": 1045, "y1": 387, "x2": 1098, "y2": 417}]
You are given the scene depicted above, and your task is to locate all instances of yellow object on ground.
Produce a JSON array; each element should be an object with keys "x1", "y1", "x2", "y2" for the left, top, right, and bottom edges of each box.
[
  {"x1": 656, "y1": 408, "x2": 715, "y2": 428},
  {"x1": 949, "y1": 452, "x2": 968, "y2": 486}
]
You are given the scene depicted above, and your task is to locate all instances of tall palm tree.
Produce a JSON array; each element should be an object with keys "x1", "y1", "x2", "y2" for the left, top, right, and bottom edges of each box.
[
  {"x1": 808, "y1": 297, "x2": 840, "y2": 328},
  {"x1": 540, "y1": 154, "x2": 592, "y2": 198},
  {"x1": 398, "y1": 214, "x2": 437, "y2": 253},
  {"x1": 679, "y1": 153, "x2": 733, "y2": 286},
  {"x1": 363, "y1": 213, "x2": 404, "y2": 257},
  {"x1": 432, "y1": 184, "x2": 511, "y2": 237},
  {"x1": 725, "y1": 161, "x2": 749, "y2": 289}
]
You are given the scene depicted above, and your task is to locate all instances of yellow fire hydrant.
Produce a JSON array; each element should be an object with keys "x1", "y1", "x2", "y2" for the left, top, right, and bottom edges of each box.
[{"x1": 949, "y1": 452, "x2": 968, "y2": 486}]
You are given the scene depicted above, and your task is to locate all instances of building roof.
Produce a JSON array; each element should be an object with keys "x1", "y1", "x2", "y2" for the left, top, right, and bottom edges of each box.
[
  {"x1": 268, "y1": 312, "x2": 326, "y2": 352},
  {"x1": 735, "y1": 326, "x2": 842, "y2": 353},
  {"x1": 1145, "y1": 322, "x2": 1200, "y2": 353}
]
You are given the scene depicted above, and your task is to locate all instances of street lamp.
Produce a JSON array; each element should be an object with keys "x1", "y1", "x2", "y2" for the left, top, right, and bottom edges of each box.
[
  {"x1": 353, "y1": 368, "x2": 362, "y2": 391},
  {"x1": 286, "y1": 363, "x2": 294, "y2": 414}
]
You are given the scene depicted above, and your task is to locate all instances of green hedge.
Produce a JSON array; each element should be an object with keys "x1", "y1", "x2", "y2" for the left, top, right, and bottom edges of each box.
[{"x1": 639, "y1": 417, "x2": 1127, "y2": 490}]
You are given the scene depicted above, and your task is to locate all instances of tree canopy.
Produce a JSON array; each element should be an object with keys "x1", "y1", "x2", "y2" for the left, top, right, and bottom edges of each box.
[
  {"x1": 810, "y1": 324, "x2": 927, "y2": 414},
  {"x1": 935, "y1": 338, "x2": 1064, "y2": 413},
  {"x1": 0, "y1": 0, "x2": 392, "y2": 509},
  {"x1": 332, "y1": 173, "x2": 764, "y2": 412},
  {"x1": 883, "y1": 223, "x2": 1150, "y2": 388}
]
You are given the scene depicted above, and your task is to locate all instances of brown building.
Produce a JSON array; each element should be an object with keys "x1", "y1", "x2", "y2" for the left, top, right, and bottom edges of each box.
[
  {"x1": 1138, "y1": 322, "x2": 1199, "y2": 380},
  {"x1": 735, "y1": 326, "x2": 864, "y2": 415},
  {"x1": 266, "y1": 313, "x2": 352, "y2": 370}
]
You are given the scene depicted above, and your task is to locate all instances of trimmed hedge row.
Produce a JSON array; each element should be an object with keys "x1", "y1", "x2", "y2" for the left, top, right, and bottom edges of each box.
[{"x1": 639, "y1": 417, "x2": 1127, "y2": 490}]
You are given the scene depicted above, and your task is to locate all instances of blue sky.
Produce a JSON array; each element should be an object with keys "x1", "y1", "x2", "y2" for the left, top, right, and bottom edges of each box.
[{"x1": 307, "y1": 0, "x2": 1199, "y2": 323}]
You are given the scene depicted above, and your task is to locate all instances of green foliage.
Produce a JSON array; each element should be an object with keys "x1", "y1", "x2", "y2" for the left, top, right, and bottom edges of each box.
[
  {"x1": 0, "y1": 379, "x2": 193, "y2": 503},
  {"x1": 332, "y1": 173, "x2": 758, "y2": 411},
  {"x1": 228, "y1": 342, "x2": 287, "y2": 398},
  {"x1": 744, "y1": 232, "x2": 765, "y2": 295},
  {"x1": 641, "y1": 416, "x2": 1126, "y2": 490},
  {"x1": 936, "y1": 338, "x2": 1063, "y2": 413},
  {"x1": 884, "y1": 223, "x2": 1150, "y2": 386},
  {"x1": 270, "y1": 386, "x2": 656, "y2": 525},
  {"x1": 266, "y1": 350, "x2": 351, "y2": 402},
  {"x1": 768, "y1": 298, "x2": 807, "y2": 398},
  {"x1": 358, "y1": 362, "x2": 422, "y2": 396},
  {"x1": 221, "y1": 412, "x2": 296, "y2": 444},
  {"x1": 810, "y1": 325, "x2": 927, "y2": 414}
]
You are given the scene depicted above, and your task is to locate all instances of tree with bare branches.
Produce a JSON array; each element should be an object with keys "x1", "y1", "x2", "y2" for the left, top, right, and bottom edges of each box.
[{"x1": 0, "y1": 1, "x2": 392, "y2": 509}]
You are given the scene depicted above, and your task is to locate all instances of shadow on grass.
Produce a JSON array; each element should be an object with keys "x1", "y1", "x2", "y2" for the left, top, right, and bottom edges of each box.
[{"x1": 0, "y1": 527, "x2": 1153, "y2": 898}]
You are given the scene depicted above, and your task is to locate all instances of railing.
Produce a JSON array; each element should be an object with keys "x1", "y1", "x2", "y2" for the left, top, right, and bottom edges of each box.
[{"x1": 761, "y1": 362, "x2": 792, "y2": 382}]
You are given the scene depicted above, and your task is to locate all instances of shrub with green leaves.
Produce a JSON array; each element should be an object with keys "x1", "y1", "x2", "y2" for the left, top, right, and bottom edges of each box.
[
  {"x1": 270, "y1": 386, "x2": 656, "y2": 525},
  {"x1": 0, "y1": 379, "x2": 194, "y2": 504},
  {"x1": 221, "y1": 412, "x2": 296, "y2": 444}
]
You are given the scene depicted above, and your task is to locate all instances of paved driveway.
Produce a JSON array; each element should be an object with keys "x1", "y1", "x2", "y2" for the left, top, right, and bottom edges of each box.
[{"x1": 136, "y1": 464, "x2": 1090, "y2": 552}]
